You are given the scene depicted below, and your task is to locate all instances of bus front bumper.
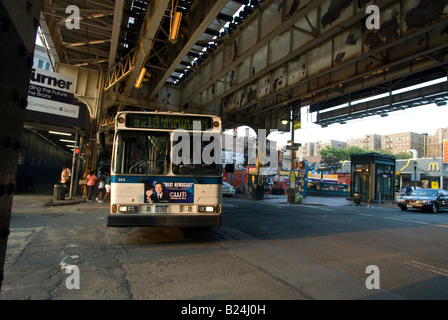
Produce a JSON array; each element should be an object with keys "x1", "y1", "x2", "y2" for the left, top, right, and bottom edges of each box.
[{"x1": 107, "y1": 214, "x2": 221, "y2": 227}]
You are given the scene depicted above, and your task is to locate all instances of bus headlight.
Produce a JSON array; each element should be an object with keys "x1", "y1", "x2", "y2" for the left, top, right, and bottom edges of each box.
[
  {"x1": 118, "y1": 205, "x2": 138, "y2": 213},
  {"x1": 198, "y1": 206, "x2": 216, "y2": 213}
]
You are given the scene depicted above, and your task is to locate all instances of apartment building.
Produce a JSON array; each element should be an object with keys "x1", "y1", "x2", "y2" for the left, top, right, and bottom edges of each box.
[
  {"x1": 347, "y1": 134, "x2": 382, "y2": 151},
  {"x1": 308, "y1": 140, "x2": 347, "y2": 162},
  {"x1": 381, "y1": 132, "x2": 427, "y2": 158},
  {"x1": 33, "y1": 45, "x2": 52, "y2": 71},
  {"x1": 296, "y1": 142, "x2": 314, "y2": 158},
  {"x1": 426, "y1": 128, "x2": 448, "y2": 158},
  {"x1": 296, "y1": 128, "x2": 446, "y2": 162},
  {"x1": 314, "y1": 140, "x2": 347, "y2": 154}
]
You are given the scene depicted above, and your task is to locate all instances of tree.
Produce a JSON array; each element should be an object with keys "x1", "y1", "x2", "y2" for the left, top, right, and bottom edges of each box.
[
  {"x1": 394, "y1": 151, "x2": 413, "y2": 159},
  {"x1": 319, "y1": 145, "x2": 369, "y2": 161}
]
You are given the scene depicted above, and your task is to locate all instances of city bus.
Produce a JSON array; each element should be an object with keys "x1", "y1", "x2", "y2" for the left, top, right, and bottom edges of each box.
[{"x1": 107, "y1": 111, "x2": 227, "y2": 227}]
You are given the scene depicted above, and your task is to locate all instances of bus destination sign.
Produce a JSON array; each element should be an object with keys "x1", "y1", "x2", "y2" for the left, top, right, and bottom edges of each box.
[{"x1": 126, "y1": 114, "x2": 213, "y2": 131}]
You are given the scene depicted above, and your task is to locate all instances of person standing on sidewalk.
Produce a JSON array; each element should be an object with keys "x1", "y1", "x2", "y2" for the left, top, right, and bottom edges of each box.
[
  {"x1": 60, "y1": 163, "x2": 72, "y2": 195},
  {"x1": 86, "y1": 170, "x2": 98, "y2": 202},
  {"x1": 80, "y1": 169, "x2": 89, "y2": 200},
  {"x1": 103, "y1": 174, "x2": 111, "y2": 202},
  {"x1": 96, "y1": 176, "x2": 106, "y2": 203},
  {"x1": 60, "y1": 163, "x2": 71, "y2": 186}
]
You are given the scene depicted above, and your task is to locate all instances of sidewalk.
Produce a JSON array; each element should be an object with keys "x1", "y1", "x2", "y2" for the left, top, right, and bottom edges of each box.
[
  {"x1": 262, "y1": 194, "x2": 353, "y2": 206},
  {"x1": 234, "y1": 193, "x2": 397, "y2": 208},
  {"x1": 12, "y1": 184, "x2": 98, "y2": 208},
  {"x1": 12, "y1": 184, "x2": 395, "y2": 209}
]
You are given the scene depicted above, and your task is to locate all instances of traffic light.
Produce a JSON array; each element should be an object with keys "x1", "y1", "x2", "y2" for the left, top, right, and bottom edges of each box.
[{"x1": 298, "y1": 161, "x2": 306, "y2": 169}]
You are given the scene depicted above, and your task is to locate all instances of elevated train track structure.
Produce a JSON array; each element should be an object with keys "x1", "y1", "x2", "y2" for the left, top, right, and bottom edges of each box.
[{"x1": 35, "y1": 0, "x2": 448, "y2": 133}]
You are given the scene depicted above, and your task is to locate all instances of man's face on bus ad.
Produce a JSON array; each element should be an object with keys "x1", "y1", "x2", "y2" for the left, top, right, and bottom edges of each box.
[{"x1": 155, "y1": 183, "x2": 163, "y2": 195}]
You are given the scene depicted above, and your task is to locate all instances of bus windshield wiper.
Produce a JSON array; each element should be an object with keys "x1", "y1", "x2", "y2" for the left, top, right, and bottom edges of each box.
[
  {"x1": 137, "y1": 158, "x2": 165, "y2": 182},
  {"x1": 186, "y1": 165, "x2": 200, "y2": 183}
]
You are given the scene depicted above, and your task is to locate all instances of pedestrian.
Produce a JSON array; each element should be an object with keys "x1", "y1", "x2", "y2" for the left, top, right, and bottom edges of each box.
[
  {"x1": 96, "y1": 176, "x2": 106, "y2": 203},
  {"x1": 60, "y1": 163, "x2": 71, "y2": 194},
  {"x1": 400, "y1": 186, "x2": 406, "y2": 197},
  {"x1": 80, "y1": 169, "x2": 89, "y2": 200},
  {"x1": 405, "y1": 184, "x2": 412, "y2": 195},
  {"x1": 103, "y1": 174, "x2": 111, "y2": 202},
  {"x1": 60, "y1": 163, "x2": 71, "y2": 186},
  {"x1": 86, "y1": 170, "x2": 98, "y2": 202}
]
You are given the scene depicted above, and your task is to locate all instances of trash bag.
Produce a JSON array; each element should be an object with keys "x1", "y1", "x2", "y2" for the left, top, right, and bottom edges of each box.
[{"x1": 295, "y1": 192, "x2": 303, "y2": 203}]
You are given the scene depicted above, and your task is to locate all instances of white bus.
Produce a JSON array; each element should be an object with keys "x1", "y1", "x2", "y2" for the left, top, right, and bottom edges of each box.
[{"x1": 107, "y1": 111, "x2": 227, "y2": 227}]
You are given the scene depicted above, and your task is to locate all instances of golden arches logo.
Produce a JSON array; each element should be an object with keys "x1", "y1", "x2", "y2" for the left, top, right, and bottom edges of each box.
[{"x1": 428, "y1": 162, "x2": 439, "y2": 171}]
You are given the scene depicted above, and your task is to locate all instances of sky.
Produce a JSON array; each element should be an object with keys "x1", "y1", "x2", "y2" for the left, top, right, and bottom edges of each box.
[
  {"x1": 270, "y1": 101, "x2": 448, "y2": 147},
  {"x1": 229, "y1": 101, "x2": 448, "y2": 147}
]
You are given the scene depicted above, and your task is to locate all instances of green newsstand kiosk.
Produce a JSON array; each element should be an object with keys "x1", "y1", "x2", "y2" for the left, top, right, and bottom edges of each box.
[{"x1": 350, "y1": 153, "x2": 396, "y2": 204}]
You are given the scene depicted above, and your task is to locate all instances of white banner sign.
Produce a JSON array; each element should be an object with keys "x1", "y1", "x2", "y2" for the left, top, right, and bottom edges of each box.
[{"x1": 27, "y1": 68, "x2": 79, "y2": 119}]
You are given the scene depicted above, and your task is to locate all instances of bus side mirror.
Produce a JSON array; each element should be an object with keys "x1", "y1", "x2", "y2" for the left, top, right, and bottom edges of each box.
[{"x1": 225, "y1": 164, "x2": 234, "y2": 173}]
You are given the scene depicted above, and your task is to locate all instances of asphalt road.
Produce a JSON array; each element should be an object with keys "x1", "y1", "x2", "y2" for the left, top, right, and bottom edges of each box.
[{"x1": 2, "y1": 193, "x2": 448, "y2": 304}]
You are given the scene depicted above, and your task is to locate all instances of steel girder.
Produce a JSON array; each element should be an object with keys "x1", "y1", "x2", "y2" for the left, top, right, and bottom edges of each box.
[
  {"x1": 316, "y1": 81, "x2": 448, "y2": 126},
  {"x1": 103, "y1": 0, "x2": 170, "y2": 94},
  {"x1": 178, "y1": 0, "x2": 448, "y2": 130}
]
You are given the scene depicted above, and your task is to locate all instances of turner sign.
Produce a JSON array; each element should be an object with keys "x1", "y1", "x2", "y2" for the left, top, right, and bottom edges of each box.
[{"x1": 27, "y1": 68, "x2": 79, "y2": 119}]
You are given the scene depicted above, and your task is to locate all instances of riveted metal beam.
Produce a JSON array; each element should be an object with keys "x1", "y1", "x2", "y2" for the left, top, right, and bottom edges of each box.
[
  {"x1": 180, "y1": 0, "x2": 448, "y2": 128},
  {"x1": 148, "y1": 0, "x2": 230, "y2": 100},
  {"x1": 103, "y1": 0, "x2": 170, "y2": 93},
  {"x1": 108, "y1": 0, "x2": 125, "y2": 69}
]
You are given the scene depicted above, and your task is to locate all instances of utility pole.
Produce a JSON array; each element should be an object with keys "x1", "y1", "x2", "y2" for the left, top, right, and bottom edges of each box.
[
  {"x1": 287, "y1": 102, "x2": 300, "y2": 204},
  {"x1": 413, "y1": 161, "x2": 418, "y2": 191}
]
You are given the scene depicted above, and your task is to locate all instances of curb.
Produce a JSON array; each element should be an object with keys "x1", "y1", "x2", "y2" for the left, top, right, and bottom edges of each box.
[{"x1": 45, "y1": 198, "x2": 85, "y2": 206}]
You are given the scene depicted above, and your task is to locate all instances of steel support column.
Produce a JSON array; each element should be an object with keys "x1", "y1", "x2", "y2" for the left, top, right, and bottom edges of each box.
[{"x1": 0, "y1": 0, "x2": 42, "y2": 291}]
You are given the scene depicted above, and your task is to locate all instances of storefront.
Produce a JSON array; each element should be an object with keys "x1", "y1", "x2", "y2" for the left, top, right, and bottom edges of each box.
[{"x1": 396, "y1": 158, "x2": 448, "y2": 191}]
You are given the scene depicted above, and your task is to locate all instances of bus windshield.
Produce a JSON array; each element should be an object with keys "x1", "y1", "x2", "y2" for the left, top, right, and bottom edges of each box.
[
  {"x1": 113, "y1": 130, "x2": 222, "y2": 176},
  {"x1": 113, "y1": 131, "x2": 170, "y2": 175}
]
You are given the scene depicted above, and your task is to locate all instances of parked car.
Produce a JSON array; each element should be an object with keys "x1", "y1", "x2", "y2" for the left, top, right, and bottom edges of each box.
[
  {"x1": 396, "y1": 189, "x2": 448, "y2": 213},
  {"x1": 222, "y1": 182, "x2": 235, "y2": 197}
]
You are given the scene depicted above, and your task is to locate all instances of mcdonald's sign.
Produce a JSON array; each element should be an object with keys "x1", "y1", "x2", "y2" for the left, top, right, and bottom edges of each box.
[{"x1": 428, "y1": 162, "x2": 439, "y2": 171}]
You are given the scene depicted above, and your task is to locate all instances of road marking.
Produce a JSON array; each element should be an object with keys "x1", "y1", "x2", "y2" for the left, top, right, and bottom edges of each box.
[
  {"x1": 404, "y1": 260, "x2": 448, "y2": 277},
  {"x1": 299, "y1": 205, "x2": 334, "y2": 211},
  {"x1": 223, "y1": 203, "x2": 239, "y2": 208},
  {"x1": 358, "y1": 213, "x2": 448, "y2": 229},
  {"x1": 273, "y1": 203, "x2": 334, "y2": 211}
]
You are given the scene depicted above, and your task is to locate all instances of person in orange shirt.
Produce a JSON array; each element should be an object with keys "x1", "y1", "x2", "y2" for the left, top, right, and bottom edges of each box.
[
  {"x1": 60, "y1": 163, "x2": 71, "y2": 194},
  {"x1": 61, "y1": 163, "x2": 71, "y2": 185},
  {"x1": 86, "y1": 170, "x2": 98, "y2": 202}
]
